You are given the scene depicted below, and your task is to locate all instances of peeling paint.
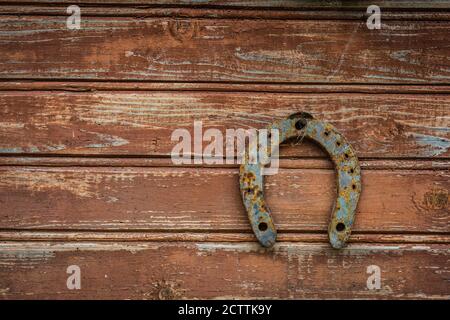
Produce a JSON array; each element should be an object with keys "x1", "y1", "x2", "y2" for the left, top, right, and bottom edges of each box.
[
  {"x1": 80, "y1": 129, "x2": 129, "y2": 149},
  {"x1": 0, "y1": 168, "x2": 135, "y2": 199},
  {"x1": 411, "y1": 133, "x2": 450, "y2": 156}
]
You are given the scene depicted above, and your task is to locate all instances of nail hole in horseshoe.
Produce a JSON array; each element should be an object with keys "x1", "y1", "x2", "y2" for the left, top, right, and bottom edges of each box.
[
  {"x1": 352, "y1": 184, "x2": 356, "y2": 190},
  {"x1": 258, "y1": 222, "x2": 268, "y2": 232},
  {"x1": 336, "y1": 223, "x2": 346, "y2": 232},
  {"x1": 295, "y1": 119, "x2": 307, "y2": 130}
]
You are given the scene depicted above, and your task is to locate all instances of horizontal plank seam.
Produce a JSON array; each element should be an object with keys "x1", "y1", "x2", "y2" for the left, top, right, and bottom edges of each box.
[
  {"x1": 2, "y1": 2, "x2": 450, "y2": 9},
  {"x1": 0, "y1": 229, "x2": 448, "y2": 236},
  {"x1": 5, "y1": 154, "x2": 450, "y2": 160},
  {"x1": 1, "y1": 6, "x2": 448, "y2": 11},
  {"x1": 1, "y1": 164, "x2": 449, "y2": 170},
  {"x1": 2, "y1": 88, "x2": 450, "y2": 94},
  {"x1": 1, "y1": 241, "x2": 448, "y2": 245},
  {"x1": 1, "y1": 15, "x2": 450, "y2": 22},
  {"x1": 0, "y1": 237, "x2": 448, "y2": 245},
  {"x1": 0, "y1": 155, "x2": 449, "y2": 168},
  {"x1": 1, "y1": 8, "x2": 450, "y2": 19},
  {"x1": 1, "y1": 1, "x2": 450, "y2": 10},
  {"x1": 2, "y1": 79, "x2": 450, "y2": 87}
]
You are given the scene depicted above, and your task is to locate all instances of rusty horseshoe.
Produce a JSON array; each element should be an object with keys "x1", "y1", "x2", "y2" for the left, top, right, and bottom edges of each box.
[{"x1": 239, "y1": 112, "x2": 361, "y2": 249}]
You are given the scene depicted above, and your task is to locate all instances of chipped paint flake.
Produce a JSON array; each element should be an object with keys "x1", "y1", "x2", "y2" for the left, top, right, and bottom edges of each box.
[{"x1": 411, "y1": 133, "x2": 450, "y2": 156}]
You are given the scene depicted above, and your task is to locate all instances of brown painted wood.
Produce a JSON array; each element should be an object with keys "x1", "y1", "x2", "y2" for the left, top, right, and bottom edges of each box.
[
  {"x1": 0, "y1": 92, "x2": 449, "y2": 158},
  {"x1": 1, "y1": 17, "x2": 449, "y2": 84},
  {"x1": 0, "y1": 166, "x2": 448, "y2": 233},
  {"x1": 0, "y1": 1, "x2": 449, "y2": 300},
  {"x1": 0, "y1": 242, "x2": 448, "y2": 299},
  {"x1": 1, "y1": 0, "x2": 450, "y2": 10},
  {"x1": 2, "y1": 6, "x2": 450, "y2": 20}
]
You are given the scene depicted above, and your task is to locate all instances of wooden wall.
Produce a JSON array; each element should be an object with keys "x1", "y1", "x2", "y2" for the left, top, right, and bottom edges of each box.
[{"x1": 0, "y1": 0, "x2": 449, "y2": 299}]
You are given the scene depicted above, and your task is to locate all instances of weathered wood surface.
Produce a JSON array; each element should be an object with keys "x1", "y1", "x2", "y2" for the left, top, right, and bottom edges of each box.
[
  {"x1": 0, "y1": 92, "x2": 449, "y2": 158},
  {"x1": 0, "y1": 166, "x2": 448, "y2": 233},
  {"x1": 1, "y1": 0, "x2": 450, "y2": 10},
  {"x1": 0, "y1": 2, "x2": 449, "y2": 300},
  {"x1": 2, "y1": 6, "x2": 450, "y2": 20},
  {"x1": 1, "y1": 17, "x2": 450, "y2": 84},
  {"x1": 0, "y1": 242, "x2": 448, "y2": 299}
]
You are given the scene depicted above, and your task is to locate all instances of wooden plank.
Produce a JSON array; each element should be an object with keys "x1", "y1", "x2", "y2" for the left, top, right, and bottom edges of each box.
[
  {"x1": 1, "y1": 1, "x2": 449, "y2": 10},
  {"x1": 2, "y1": 6, "x2": 450, "y2": 20},
  {"x1": 0, "y1": 92, "x2": 449, "y2": 158},
  {"x1": 0, "y1": 242, "x2": 448, "y2": 299},
  {"x1": 1, "y1": 17, "x2": 450, "y2": 83},
  {"x1": 0, "y1": 166, "x2": 448, "y2": 233}
]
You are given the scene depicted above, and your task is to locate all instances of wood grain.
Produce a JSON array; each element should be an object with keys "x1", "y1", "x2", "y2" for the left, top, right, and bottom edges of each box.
[
  {"x1": 0, "y1": 166, "x2": 448, "y2": 233},
  {"x1": 1, "y1": 0, "x2": 449, "y2": 10},
  {"x1": 0, "y1": 242, "x2": 448, "y2": 299},
  {"x1": 0, "y1": 0, "x2": 449, "y2": 300},
  {"x1": 1, "y1": 17, "x2": 449, "y2": 83},
  {"x1": 2, "y1": 6, "x2": 450, "y2": 20},
  {"x1": 0, "y1": 92, "x2": 449, "y2": 158}
]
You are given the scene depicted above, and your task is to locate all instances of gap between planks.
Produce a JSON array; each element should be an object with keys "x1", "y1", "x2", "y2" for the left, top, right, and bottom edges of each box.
[
  {"x1": 0, "y1": 230, "x2": 449, "y2": 244},
  {"x1": 1, "y1": 6, "x2": 450, "y2": 20},
  {"x1": 0, "y1": 157, "x2": 448, "y2": 170},
  {"x1": 2, "y1": 81, "x2": 450, "y2": 94}
]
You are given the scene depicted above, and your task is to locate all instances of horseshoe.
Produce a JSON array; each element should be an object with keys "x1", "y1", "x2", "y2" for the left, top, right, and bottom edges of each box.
[{"x1": 239, "y1": 112, "x2": 361, "y2": 249}]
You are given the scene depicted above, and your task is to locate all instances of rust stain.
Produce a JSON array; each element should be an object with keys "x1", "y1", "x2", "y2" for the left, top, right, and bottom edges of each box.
[{"x1": 148, "y1": 280, "x2": 184, "y2": 300}]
